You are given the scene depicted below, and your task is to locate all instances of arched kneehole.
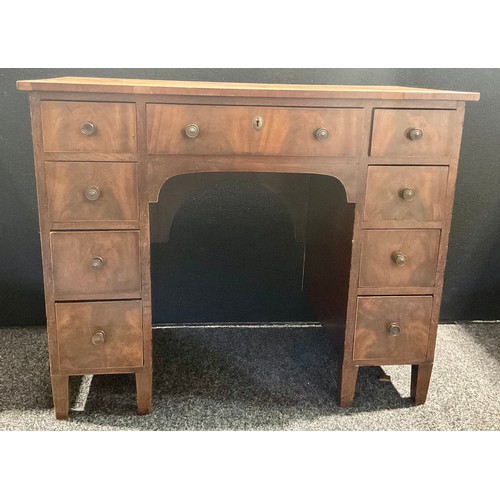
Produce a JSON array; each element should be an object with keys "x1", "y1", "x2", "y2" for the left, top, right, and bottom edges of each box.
[{"x1": 150, "y1": 172, "x2": 353, "y2": 324}]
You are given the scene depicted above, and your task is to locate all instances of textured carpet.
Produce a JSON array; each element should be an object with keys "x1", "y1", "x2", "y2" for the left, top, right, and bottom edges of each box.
[{"x1": 0, "y1": 323, "x2": 498, "y2": 431}]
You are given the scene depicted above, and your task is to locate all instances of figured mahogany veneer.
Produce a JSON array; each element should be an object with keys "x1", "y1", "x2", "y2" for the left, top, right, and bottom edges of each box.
[
  {"x1": 55, "y1": 300, "x2": 144, "y2": 372},
  {"x1": 17, "y1": 77, "x2": 479, "y2": 419},
  {"x1": 41, "y1": 101, "x2": 137, "y2": 154},
  {"x1": 50, "y1": 231, "x2": 141, "y2": 299},
  {"x1": 364, "y1": 166, "x2": 449, "y2": 222},
  {"x1": 359, "y1": 229, "x2": 441, "y2": 288},
  {"x1": 353, "y1": 296, "x2": 433, "y2": 362},
  {"x1": 147, "y1": 104, "x2": 365, "y2": 156},
  {"x1": 371, "y1": 109, "x2": 456, "y2": 157},
  {"x1": 45, "y1": 162, "x2": 139, "y2": 227}
]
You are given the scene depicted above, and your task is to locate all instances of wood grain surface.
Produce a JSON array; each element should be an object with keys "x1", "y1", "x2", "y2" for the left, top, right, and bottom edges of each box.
[
  {"x1": 371, "y1": 109, "x2": 456, "y2": 157},
  {"x1": 147, "y1": 104, "x2": 364, "y2": 156},
  {"x1": 55, "y1": 300, "x2": 143, "y2": 371},
  {"x1": 17, "y1": 77, "x2": 481, "y2": 101},
  {"x1": 45, "y1": 162, "x2": 139, "y2": 225},
  {"x1": 41, "y1": 101, "x2": 137, "y2": 153},
  {"x1": 359, "y1": 229, "x2": 441, "y2": 287},
  {"x1": 364, "y1": 165, "x2": 449, "y2": 222},
  {"x1": 50, "y1": 231, "x2": 141, "y2": 298},
  {"x1": 353, "y1": 296, "x2": 433, "y2": 361}
]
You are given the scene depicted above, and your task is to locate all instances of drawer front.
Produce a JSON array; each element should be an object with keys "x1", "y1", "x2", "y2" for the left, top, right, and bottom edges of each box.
[
  {"x1": 364, "y1": 165, "x2": 449, "y2": 222},
  {"x1": 51, "y1": 231, "x2": 141, "y2": 298},
  {"x1": 55, "y1": 300, "x2": 143, "y2": 371},
  {"x1": 370, "y1": 109, "x2": 456, "y2": 157},
  {"x1": 359, "y1": 229, "x2": 440, "y2": 287},
  {"x1": 147, "y1": 104, "x2": 364, "y2": 156},
  {"x1": 41, "y1": 101, "x2": 137, "y2": 153},
  {"x1": 353, "y1": 296, "x2": 432, "y2": 361},
  {"x1": 46, "y1": 162, "x2": 139, "y2": 224}
]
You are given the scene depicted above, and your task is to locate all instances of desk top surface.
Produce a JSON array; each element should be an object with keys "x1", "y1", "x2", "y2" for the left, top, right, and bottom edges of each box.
[{"x1": 16, "y1": 76, "x2": 480, "y2": 101}]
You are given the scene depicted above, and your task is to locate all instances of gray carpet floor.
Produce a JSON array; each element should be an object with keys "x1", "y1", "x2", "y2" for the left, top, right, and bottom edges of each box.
[{"x1": 0, "y1": 323, "x2": 498, "y2": 430}]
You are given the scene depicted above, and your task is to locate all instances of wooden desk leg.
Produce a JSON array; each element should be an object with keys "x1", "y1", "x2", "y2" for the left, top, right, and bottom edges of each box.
[
  {"x1": 339, "y1": 363, "x2": 359, "y2": 407},
  {"x1": 51, "y1": 374, "x2": 69, "y2": 420},
  {"x1": 135, "y1": 370, "x2": 153, "y2": 415},
  {"x1": 411, "y1": 363, "x2": 433, "y2": 405}
]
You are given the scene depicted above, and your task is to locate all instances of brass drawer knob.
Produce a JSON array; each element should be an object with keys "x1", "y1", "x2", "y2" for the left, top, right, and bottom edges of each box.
[
  {"x1": 392, "y1": 251, "x2": 407, "y2": 266},
  {"x1": 387, "y1": 322, "x2": 401, "y2": 336},
  {"x1": 91, "y1": 330, "x2": 105, "y2": 345},
  {"x1": 81, "y1": 121, "x2": 97, "y2": 136},
  {"x1": 89, "y1": 256, "x2": 104, "y2": 271},
  {"x1": 407, "y1": 128, "x2": 423, "y2": 141},
  {"x1": 85, "y1": 186, "x2": 100, "y2": 201},
  {"x1": 401, "y1": 188, "x2": 416, "y2": 201},
  {"x1": 315, "y1": 127, "x2": 329, "y2": 141},
  {"x1": 185, "y1": 123, "x2": 200, "y2": 138}
]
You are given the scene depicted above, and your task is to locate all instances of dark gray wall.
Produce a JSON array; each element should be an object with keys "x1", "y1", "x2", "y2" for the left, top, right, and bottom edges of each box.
[
  {"x1": 0, "y1": 68, "x2": 498, "y2": 326},
  {"x1": 407, "y1": 69, "x2": 500, "y2": 323}
]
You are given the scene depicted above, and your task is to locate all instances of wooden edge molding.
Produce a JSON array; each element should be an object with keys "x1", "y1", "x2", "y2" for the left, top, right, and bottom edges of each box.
[{"x1": 16, "y1": 77, "x2": 481, "y2": 101}]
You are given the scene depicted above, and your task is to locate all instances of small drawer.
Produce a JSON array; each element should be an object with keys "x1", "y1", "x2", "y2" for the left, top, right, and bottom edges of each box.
[
  {"x1": 41, "y1": 101, "x2": 137, "y2": 154},
  {"x1": 45, "y1": 162, "x2": 139, "y2": 225},
  {"x1": 50, "y1": 231, "x2": 141, "y2": 299},
  {"x1": 370, "y1": 109, "x2": 456, "y2": 157},
  {"x1": 364, "y1": 165, "x2": 449, "y2": 222},
  {"x1": 55, "y1": 300, "x2": 143, "y2": 371},
  {"x1": 359, "y1": 229, "x2": 440, "y2": 287},
  {"x1": 147, "y1": 104, "x2": 364, "y2": 156},
  {"x1": 353, "y1": 296, "x2": 432, "y2": 361}
]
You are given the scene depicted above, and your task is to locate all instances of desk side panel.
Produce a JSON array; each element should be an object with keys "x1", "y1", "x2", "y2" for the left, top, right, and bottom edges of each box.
[{"x1": 28, "y1": 93, "x2": 60, "y2": 373}]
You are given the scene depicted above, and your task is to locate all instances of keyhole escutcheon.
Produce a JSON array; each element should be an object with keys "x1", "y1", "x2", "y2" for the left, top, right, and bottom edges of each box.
[{"x1": 252, "y1": 116, "x2": 263, "y2": 131}]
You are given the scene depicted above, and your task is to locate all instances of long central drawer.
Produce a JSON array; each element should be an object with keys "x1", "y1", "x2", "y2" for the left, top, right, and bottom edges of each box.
[{"x1": 146, "y1": 104, "x2": 364, "y2": 156}]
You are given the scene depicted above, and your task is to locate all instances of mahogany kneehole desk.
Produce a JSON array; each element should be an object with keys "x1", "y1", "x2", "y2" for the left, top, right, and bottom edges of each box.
[{"x1": 17, "y1": 77, "x2": 480, "y2": 419}]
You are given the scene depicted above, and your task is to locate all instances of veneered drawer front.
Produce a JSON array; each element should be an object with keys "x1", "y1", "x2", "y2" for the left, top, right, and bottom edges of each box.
[
  {"x1": 51, "y1": 231, "x2": 141, "y2": 298},
  {"x1": 370, "y1": 109, "x2": 456, "y2": 157},
  {"x1": 147, "y1": 104, "x2": 364, "y2": 156},
  {"x1": 364, "y1": 166, "x2": 449, "y2": 222},
  {"x1": 359, "y1": 229, "x2": 440, "y2": 287},
  {"x1": 55, "y1": 300, "x2": 143, "y2": 371},
  {"x1": 45, "y1": 162, "x2": 139, "y2": 224},
  {"x1": 41, "y1": 101, "x2": 137, "y2": 153},
  {"x1": 353, "y1": 296, "x2": 432, "y2": 361}
]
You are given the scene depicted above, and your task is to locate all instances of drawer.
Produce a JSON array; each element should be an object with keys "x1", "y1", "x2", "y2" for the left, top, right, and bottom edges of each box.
[
  {"x1": 45, "y1": 162, "x2": 139, "y2": 225},
  {"x1": 55, "y1": 300, "x2": 143, "y2": 371},
  {"x1": 50, "y1": 231, "x2": 141, "y2": 298},
  {"x1": 370, "y1": 109, "x2": 456, "y2": 157},
  {"x1": 147, "y1": 104, "x2": 364, "y2": 156},
  {"x1": 364, "y1": 165, "x2": 448, "y2": 222},
  {"x1": 41, "y1": 101, "x2": 137, "y2": 153},
  {"x1": 359, "y1": 229, "x2": 440, "y2": 287},
  {"x1": 353, "y1": 296, "x2": 432, "y2": 361}
]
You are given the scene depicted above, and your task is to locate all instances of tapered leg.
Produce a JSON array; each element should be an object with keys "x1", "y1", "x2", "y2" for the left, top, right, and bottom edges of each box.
[
  {"x1": 411, "y1": 363, "x2": 433, "y2": 405},
  {"x1": 51, "y1": 374, "x2": 69, "y2": 420},
  {"x1": 135, "y1": 370, "x2": 153, "y2": 415},
  {"x1": 338, "y1": 363, "x2": 359, "y2": 407}
]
